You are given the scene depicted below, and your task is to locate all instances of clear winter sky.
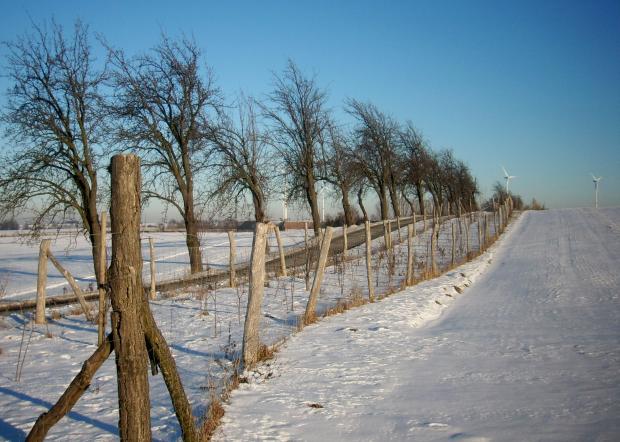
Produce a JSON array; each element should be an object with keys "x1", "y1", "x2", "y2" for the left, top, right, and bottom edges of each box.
[{"x1": 1, "y1": 0, "x2": 619, "y2": 221}]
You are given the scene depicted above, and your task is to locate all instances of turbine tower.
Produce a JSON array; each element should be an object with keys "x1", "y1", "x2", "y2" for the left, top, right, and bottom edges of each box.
[
  {"x1": 591, "y1": 174, "x2": 602, "y2": 209},
  {"x1": 502, "y1": 166, "x2": 517, "y2": 193}
]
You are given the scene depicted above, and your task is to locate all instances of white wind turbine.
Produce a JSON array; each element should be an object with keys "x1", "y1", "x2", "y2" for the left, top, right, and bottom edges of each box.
[
  {"x1": 591, "y1": 173, "x2": 602, "y2": 209},
  {"x1": 502, "y1": 166, "x2": 517, "y2": 193}
]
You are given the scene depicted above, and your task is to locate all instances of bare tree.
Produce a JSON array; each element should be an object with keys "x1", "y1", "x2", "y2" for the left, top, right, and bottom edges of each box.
[
  {"x1": 399, "y1": 122, "x2": 432, "y2": 215},
  {"x1": 0, "y1": 20, "x2": 107, "y2": 285},
  {"x1": 319, "y1": 122, "x2": 358, "y2": 226},
  {"x1": 346, "y1": 99, "x2": 399, "y2": 220},
  {"x1": 108, "y1": 35, "x2": 219, "y2": 273},
  {"x1": 262, "y1": 60, "x2": 328, "y2": 235},
  {"x1": 207, "y1": 96, "x2": 274, "y2": 222}
]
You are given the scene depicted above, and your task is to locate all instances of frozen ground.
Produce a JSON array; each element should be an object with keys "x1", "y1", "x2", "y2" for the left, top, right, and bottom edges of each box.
[{"x1": 216, "y1": 208, "x2": 620, "y2": 441}]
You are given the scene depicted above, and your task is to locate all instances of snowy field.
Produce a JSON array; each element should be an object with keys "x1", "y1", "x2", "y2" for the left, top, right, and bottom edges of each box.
[
  {"x1": 0, "y1": 214, "x2": 486, "y2": 440},
  {"x1": 216, "y1": 207, "x2": 620, "y2": 441},
  {"x1": 0, "y1": 229, "x2": 312, "y2": 302}
]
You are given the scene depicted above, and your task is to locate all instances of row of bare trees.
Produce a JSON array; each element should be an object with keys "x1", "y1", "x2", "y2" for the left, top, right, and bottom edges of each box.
[{"x1": 0, "y1": 21, "x2": 478, "y2": 286}]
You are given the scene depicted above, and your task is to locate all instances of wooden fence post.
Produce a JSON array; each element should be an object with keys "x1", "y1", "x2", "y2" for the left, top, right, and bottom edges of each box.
[
  {"x1": 303, "y1": 226, "x2": 334, "y2": 324},
  {"x1": 430, "y1": 214, "x2": 438, "y2": 276},
  {"x1": 97, "y1": 212, "x2": 107, "y2": 346},
  {"x1": 343, "y1": 224, "x2": 348, "y2": 262},
  {"x1": 109, "y1": 154, "x2": 152, "y2": 440},
  {"x1": 464, "y1": 215, "x2": 470, "y2": 258},
  {"x1": 365, "y1": 221, "x2": 375, "y2": 301},
  {"x1": 47, "y1": 253, "x2": 94, "y2": 322},
  {"x1": 451, "y1": 221, "x2": 456, "y2": 267},
  {"x1": 36, "y1": 239, "x2": 51, "y2": 325},
  {"x1": 148, "y1": 237, "x2": 156, "y2": 300},
  {"x1": 228, "y1": 231, "x2": 237, "y2": 288},
  {"x1": 304, "y1": 222, "x2": 310, "y2": 290},
  {"x1": 242, "y1": 222, "x2": 269, "y2": 369},
  {"x1": 406, "y1": 224, "x2": 414, "y2": 286},
  {"x1": 272, "y1": 223, "x2": 287, "y2": 277}
]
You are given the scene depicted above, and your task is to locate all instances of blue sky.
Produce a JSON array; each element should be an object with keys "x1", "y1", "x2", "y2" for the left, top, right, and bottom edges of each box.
[{"x1": 1, "y1": 0, "x2": 618, "y2": 220}]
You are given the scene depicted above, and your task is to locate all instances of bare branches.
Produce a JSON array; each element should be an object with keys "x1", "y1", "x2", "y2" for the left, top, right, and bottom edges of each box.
[{"x1": 0, "y1": 19, "x2": 106, "y2": 283}]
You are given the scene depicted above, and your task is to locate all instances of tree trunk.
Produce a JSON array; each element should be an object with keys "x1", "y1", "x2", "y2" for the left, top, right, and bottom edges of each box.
[
  {"x1": 252, "y1": 189, "x2": 266, "y2": 223},
  {"x1": 109, "y1": 154, "x2": 152, "y2": 441},
  {"x1": 305, "y1": 173, "x2": 321, "y2": 236},
  {"x1": 415, "y1": 182, "x2": 425, "y2": 217},
  {"x1": 378, "y1": 185, "x2": 389, "y2": 220},
  {"x1": 357, "y1": 187, "x2": 368, "y2": 222},
  {"x1": 388, "y1": 178, "x2": 401, "y2": 218},
  {"x1": 184, "y1": 210, "x2": 203, "y2": 274},
  {"x1": 340, "y1": 183, "x2": 355, "y2": 226},
  {"x1": 242, "y1": 222, "x2": 269, "y2": 368}
]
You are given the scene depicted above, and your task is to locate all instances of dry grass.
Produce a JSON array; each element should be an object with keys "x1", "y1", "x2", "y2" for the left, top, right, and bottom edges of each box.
[
  {"x1": 256, "y1": 343, "x2": 276, "y2": 363},
  {"x1": 50, "y1": 310, "x2": 62, "y2": 320}
]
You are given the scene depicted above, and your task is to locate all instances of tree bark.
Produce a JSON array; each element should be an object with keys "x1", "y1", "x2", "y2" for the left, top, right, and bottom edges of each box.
[
  {"x1": 242, "y1": 222, "x2": 269, "y2": 368},
  {"x1": 109, "y1": 154, "x2": 152, "y2": 441}
]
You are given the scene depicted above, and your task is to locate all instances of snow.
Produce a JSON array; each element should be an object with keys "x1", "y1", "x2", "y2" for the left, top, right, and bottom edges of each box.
[
  {"x1": 0, "y1": 229, "x2": 310, "y2": 302},
  {"x1": 215, "y1": 208, "x2": 620, "y2": 441},
  {"x1": 1, "y1": 208, "x2": 616, "y2": 441}
]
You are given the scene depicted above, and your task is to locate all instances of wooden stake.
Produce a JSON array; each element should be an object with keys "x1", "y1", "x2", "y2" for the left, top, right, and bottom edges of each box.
[
  {"x1": 343, "y1": 224, "x2": 348, "y2": 261},
  {"x1": 406, "y1": 224, "x2": 414, "y2": 286},
  {"x1": 242, "y1": 222, "x2": 269, "y2": 368},
  {"x1": 451, "y1": 221, "x2": 456, "y2": 266},
  {"x1": 148, "y1": 237, "x2": 156, "y2": 300},
  {"x1": 365, "y1": 221, "x2": 375, "y2": 301},
  {"x1": 272, "y1": 223, "x2": 287, "y2": 277},
  {"x1": 304, "y1": 226, "x2": 334, "y2": 324},
  {"x1": 47, "y1": 252, "x2": 94, "y2": 322},
  {"x1": 97, "y1": 212, "x2": 107, "y2": 346},
  {"x1": 228, "y1": 231, "x2": 237, "y2": 288},
  {"x1": 36, "y1": 239, "x2": 51, "y2": 325}
]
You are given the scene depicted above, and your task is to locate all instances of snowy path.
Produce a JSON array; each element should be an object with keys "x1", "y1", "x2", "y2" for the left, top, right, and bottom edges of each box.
[{"x1": 216, "y1": 208, "x2": 620, "y2": 441}]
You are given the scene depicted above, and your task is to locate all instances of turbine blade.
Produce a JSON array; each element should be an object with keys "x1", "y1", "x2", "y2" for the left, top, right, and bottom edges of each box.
[{"x1": 502, "y1": 166, "x2": 509, "y2": 177}]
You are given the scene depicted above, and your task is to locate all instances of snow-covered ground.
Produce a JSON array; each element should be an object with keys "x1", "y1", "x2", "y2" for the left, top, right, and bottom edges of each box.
[
  {"x1": 0, "y1": 215, "x2": 485, "y2": 440},
  {"x1": 215, "y1": 207, "x2": 620, "y2": 441},
  {"x1": 0, "y1": 229, "x2": 311, "y2": 302}
]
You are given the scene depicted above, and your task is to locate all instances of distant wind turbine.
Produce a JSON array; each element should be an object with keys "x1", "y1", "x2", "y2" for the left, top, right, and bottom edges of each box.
[
  {"x1": 502, "y1": 166, "x2": 517, "y2": 193},
  {"x1": 591, "y1": 173, "x2": 602, "y2": 209}
]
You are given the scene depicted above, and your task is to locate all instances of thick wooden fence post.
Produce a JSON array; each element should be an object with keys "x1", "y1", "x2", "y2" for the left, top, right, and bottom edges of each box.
[
  {"x1": 109, "y1": 154, "x2": 152, "y2": 441},
  {"x1": 477, "y1": 212, "x2": 483, "y2": 252},
  {"x1": 430, "y1": 214, "x2": 438, "y2": 276},
  {"x1": 36, "y1": 239, "x2": 51, "y2": 325},
  {"x1": 405, "y1": 224, "x2": 414, "y2": 286},
  {"x1": 98, "y1": 212, "x2": 107, "y2": 346},
  {"x1": 242, "y1": 223, "x2": 269, "y2": 369},
  {"x1": 272, "y1": 224, "x2": 287, "y2": 277},
  {"x1": 365, "y1": 221, "x2": 375, "y2": 301},
  {"x1": 464, "y1": 216, "x2": 470, "y2": 258},
  {"x1": 149, "y1": 237, "x2": 156, "y2": 300},
  {"x1": 228, "y1": 231, "x2": 236, "y2": 288},
  {"x1": 304, "y1": 227, "x2": 334, "y2": 324}
]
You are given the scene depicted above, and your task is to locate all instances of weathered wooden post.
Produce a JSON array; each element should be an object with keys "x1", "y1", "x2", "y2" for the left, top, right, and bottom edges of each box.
[
  {"x1": 97, "y1": 212, "x2": 107, "y2": 345},
  {"x1": 342, "y1": 224, "x2": 348, "y2": 262},
  {"x1": 365, "y1": 221, "x2": 375, "y2": 301},
  {"x1": 47, "y1": 253, "x2": 94, "y2": 322},
  {"x1": 405, "y1": 224, "x2": 414, "y2": 286},
  {"x1": 303, "y1": 227, "x2": 334, "y2": 324},
  {"x1": 148, "y1": 237, "x2": 156, "y2": 300},
  {"x1": 304, "y1": 222, "x2": 310, "y2": 290},
  {"x1": 451, "y1": 221, "x2": 456, "y2": 267},
  {"x1": 464, "y1": 215, "x2": 470, "y2": 258},
  {"x1": 430, "y1": 212, "x2": 437, "y2": 276},
  {"x1": 272, "y1": 223, "x2": 287, "y2": 277},
  {"x1": 108, "y1": 154, "x2": 152, "y2": 440},
  {"x1": 242, "y1": 222, "x2": 269, "y2": 368},
  {"x1": 228, "y1": 230, "x2": 237, "y2": 288},
  {"x1": 477, "y1": 212, "x2": 483, "y2": 252},
  {"x1": 36, "y1": 239, "x2": 51, "y2": 325},
  {"x1": 383, "y1": 220, "x2": 390, "y2": 251}
]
